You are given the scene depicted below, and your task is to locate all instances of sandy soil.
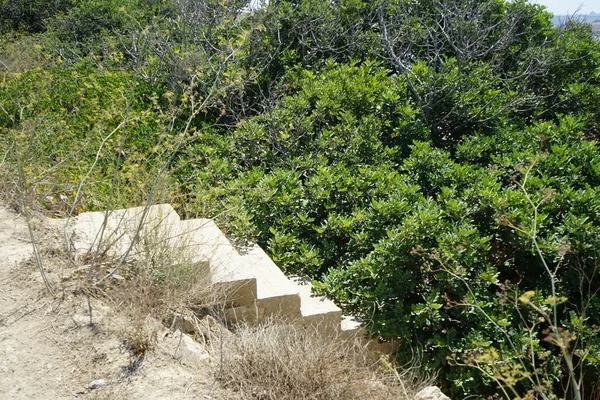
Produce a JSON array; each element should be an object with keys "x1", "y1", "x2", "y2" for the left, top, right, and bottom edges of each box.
[{"x1": 0, "y1": 205, "x2": 238, "y2": 399}]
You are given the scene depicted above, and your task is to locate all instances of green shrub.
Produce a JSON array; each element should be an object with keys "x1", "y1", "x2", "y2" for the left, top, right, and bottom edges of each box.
[
  {"x1": 183, "y1": 61, "x2": 600, "y2": 397},
  {"x1": 0, "y1": 0, "x2": 73, "y2": 33},
  {"x1": 0, "y1": 61, "x2": 178, "y2": 213},
  {"x1": 319, "y1": 117, "x2": 600, "y2": 397}
]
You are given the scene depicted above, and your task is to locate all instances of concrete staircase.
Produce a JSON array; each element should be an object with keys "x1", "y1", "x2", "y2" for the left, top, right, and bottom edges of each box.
[{"x1": 64, "y1": 204, "x2": 396, "y2": 354}]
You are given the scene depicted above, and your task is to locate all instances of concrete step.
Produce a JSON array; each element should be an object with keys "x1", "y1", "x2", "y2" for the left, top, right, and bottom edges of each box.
[
  {"x1": 341, "y1": 315, "x2": 362, "y2": 334},
  {"x1": 340, "y1": 316, "x2": 399, "y2": 357},
  {"x1": 66, "y1": 204, "x2": 180, "y2": 260},
  {"x1": 175, "y1": 221, "x2": 351, "y2": 335},
  {"x1": 237, "y1": 245, "x2": 302, "y2": 322},
  {"x1": 174, "y1": 219, "x2": 258, "y2": 308},
  {"x1": 290, "y1": 276, "x2": 342, "y2": 335}
]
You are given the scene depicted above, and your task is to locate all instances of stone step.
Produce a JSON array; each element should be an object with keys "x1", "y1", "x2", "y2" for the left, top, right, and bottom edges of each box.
[
  {"x1": 340, "y1": 316, "x2": 399, "y2": 357},
  {"x1": 341, "y1": 315, "x2": 363, "y2": 336},
  {"x1": 174, "y1": 219, "x2": 257, "y2": 308},
  {"x1": 237, "y1": 245, "x2": 302, "y2": 322},
  {"x1": 174, "y1": 221, "x2": 303, "y2": 323},
  {"x1": 290, "y1": 276, "x2": 342, "y2": 335},
  {"x1": 66, "y1": 204, "x2": 180, "y2": 260}
]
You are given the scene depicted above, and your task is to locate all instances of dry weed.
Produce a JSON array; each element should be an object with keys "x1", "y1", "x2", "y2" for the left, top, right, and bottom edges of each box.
[
  {"x1": 72, "y1": 210, "x2": 229, "y2": 357},
  {"x1": 62, "y1": 206, "x2": 431, "y2": 398},
  {"x1": 218, "y1": 322, "x2": 423, "y2": 400},
  {"x1": 121, "y1": 316, "x2": 158, "y2": 356}
]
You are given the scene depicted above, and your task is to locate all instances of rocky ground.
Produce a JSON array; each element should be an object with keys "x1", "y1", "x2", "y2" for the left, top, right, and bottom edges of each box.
[{"x1": 0, "y1": 204, "x2": 238, "y2": 399}]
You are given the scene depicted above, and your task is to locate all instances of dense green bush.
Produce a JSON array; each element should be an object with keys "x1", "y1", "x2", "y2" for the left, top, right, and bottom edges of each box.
[
  {"x1": 183, "y1": 63, "x2": 600, "y2": 397},
  {"x1": 0, "y1": 0, "x2": 73, "y2": 33},
  {"x1": 319, "y1": 117, "x2": 600, "y2": 396}
]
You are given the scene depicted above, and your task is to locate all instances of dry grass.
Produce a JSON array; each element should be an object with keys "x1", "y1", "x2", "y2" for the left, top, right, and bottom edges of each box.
[
  {"x1": 217, "y1": 322, "x2": 424, "y2": 400},
  {"x1": 68, "y1": 209, "x2": 432, "y2": 398},
  {"x1": 71, "y1": 211, "x2": 228, "y2": 357}
]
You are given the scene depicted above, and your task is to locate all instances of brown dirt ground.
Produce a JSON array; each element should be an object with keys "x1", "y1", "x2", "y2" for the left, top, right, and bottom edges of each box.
[{"x1": 0, "y1": 204, "x2": 239, "y2": 399}]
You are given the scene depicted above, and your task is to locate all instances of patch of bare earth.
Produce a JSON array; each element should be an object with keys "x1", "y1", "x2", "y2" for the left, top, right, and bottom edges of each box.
[{"x1": 0, "y1": 205, "x2": 238, "y2": 399}]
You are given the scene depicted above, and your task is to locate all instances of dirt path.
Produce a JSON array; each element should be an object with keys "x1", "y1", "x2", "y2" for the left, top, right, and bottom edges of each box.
[{"x1": 0, "y1": 206, "x2": 237, "y2": 399}]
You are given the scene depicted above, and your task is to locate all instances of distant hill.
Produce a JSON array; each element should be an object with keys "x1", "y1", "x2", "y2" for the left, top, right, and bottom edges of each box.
[
  {"x1": 551, "y1": 13, "x2": 600, "y2": 36},
  {"x1": 551, "y1": 13, "x2": 600, "y2": 26}
]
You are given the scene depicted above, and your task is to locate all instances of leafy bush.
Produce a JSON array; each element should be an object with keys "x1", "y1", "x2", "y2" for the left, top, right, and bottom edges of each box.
[
  {"x1": 184, "y1": 61, "x2": 600, "y2": 397},
  {"x1": 0, "y1": 0, "x2": 73, "y2": 33},
  {"x1": 0, "y1": 62, "x2": 177, "y2": 213},
  {"x1": 319, "y1": 117, "x2": 600, "y2": 397}
]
